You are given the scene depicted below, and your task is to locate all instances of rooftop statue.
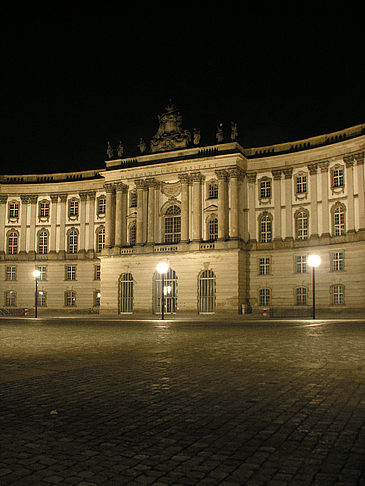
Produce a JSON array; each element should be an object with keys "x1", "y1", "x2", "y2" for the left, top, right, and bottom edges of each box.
[{"x1": 150, "y1": 101, "x2": 191, "y2": 153}]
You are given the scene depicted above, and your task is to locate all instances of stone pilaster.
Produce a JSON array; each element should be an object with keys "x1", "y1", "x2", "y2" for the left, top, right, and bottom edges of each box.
[
  {"x1": 0, "y1": 195, "x2": 8, "y2": 255},
  {"x1": 247, "y1": 172, "x2": 257, "y2": 242},
  {"x1": 104, "y1": 183, "x2": 115, "y2": 248},
  {"x1": 57, "y1": 194, "x2": 67, "y2": 255},
  {"x1": 87, "y1": 191, "x2": 96, "y2": 253},
  {"x1": 354, "y1": 152, "x2": 365, "y2": 230},
  {"x1": 115, "y1": 183, "x2": 127, "y2": 247},
  {"x1": 20, "y1": 195, "x2": 29, "y2": 253},
  {"x1": 272, "y1": 169, "x2": 282, "y2": 240},
  {"x1": 178, "y1": 174, "x2": 190, "y2": 242},
  {"x1": 28, "y1": 195, "x2": 38, "y2": 254},
  {"x1": 228, "y1": 168, "x2": 244, "y2": 239},
  {"x1": 215, "y1": 169, "x2": 228, "y2": 240},
  {"x1": 49, "y1": 194, "x2": 58, "y2": 253},
  {"x1": 307, "y1": 163, "x2": 318, "y2": 238},
  {"x1": 145, "y1": 179, "x2": 158, "y2": 245},
  {"x1": 344, "y1": 156, "x2": 355, "y2": 232},
  {"x1": 191, "y1": 172, "x2": 203, "y2": 241},
  {"x1": 135, "y1": 179, "x2": 145, "y2": 245},
  {"x1": 319, "y1": 161, "x2": 329, "y2": 236},
  {"x1": 283, "y1": 168, "x2": 293, "y2": 240},
  {"x1": 79, "y1": 191, "x2": 88, "y2": 253}
]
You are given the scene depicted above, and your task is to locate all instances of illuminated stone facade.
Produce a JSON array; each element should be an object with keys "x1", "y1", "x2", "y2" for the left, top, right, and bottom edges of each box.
[{"x1": 1, "y1": 105, "x2": 364, "y2": 315}]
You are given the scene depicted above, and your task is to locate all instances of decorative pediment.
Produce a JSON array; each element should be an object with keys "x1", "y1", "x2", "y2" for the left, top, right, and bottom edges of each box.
[
  {"x1": 204, "y1": 204, "x2": 218, "y2": 212},
  {"x1": 150, "y1": 101, "x2": 191, "y2": 153}
]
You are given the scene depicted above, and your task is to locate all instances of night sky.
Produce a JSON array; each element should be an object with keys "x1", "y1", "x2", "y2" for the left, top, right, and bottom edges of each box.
[{"x1": 2, "y1": 8, "x2": 364, "y2": 175}]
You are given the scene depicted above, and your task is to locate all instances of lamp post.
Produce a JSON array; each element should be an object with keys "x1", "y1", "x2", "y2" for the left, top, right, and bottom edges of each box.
[
  {"x1": 308, "y1": 254, "x2": 321, "y2": 319},
  {"x1": 33, "y1": 269, "x2": 40, "y2": 318},
  {"x1": 156, "y1": 262, "x2": 169, "y2": 320}
]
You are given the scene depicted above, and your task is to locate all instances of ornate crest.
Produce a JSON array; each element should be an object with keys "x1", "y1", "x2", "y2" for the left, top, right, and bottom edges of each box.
[{"x1": 150, "y1": 101, "x2": 191, "y2": 153}]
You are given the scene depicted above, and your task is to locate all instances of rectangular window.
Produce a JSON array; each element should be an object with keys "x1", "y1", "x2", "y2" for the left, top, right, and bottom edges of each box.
[
  {"x1": 332, "y1": 251, "x2": 344, "y2": 271},
  {"x1": 68, "y1": 200, "x2": 79, "y2": 217},
  {"x1": 260, "y1": 180, "x2": 271, "y2": 199},
  {"x1": 97, "y1": 197, "x2": 106, "y2": 215},
  {"x1": 37, "y1": 291, "x2": 47, "y2": 307},
  {"x1": 6, "y1": 265, "x2": 17, "y2": 281},
  {"x1": 39, "y1": 201, "x2": 50, "y2": 218},
  {"x1": 296, "y1": 287, "x2": 307, "y2": 305},
  {"x1": 208, "y1": 182, "x2": 218, "y2": 199},
  {"x1": 94, "y1": 264, "x2": 101, "y2": 280},
  {"x1": 332, "y1": 285, "x2": 344, "y2": 305},
  {"x1": 65, "y1": 291, "x2": 76, "y2": 307},
  {"x1": 5, "y1": 290, "x2": 16, "y2": 306},
  {"x1": 129, "y1": 191, "x2": 137, "y2": 208},
  {"x1": 9, "y1": 202, "x2": 19, "y2": 219},
  {"x1": 296, "y1": 255, "x2": 307, "y2": 273},
  {"x1": 259, "y1": 288, "x2": 271, "y2": 306},
  {"x1": 94, "y1": 291, "x2": 101, "y2": 307},
  {"x1": 259, "y1": 257, "x2": 270, "y2": 275},
  {"x1": 66, "y1": 265, "x2": 76, "y2": 281},
  {"x1": 296, "y1": 175, "x2": 307, "y2": 194},
  {"x1": 37, "y1": 266, "x2": 47, "y2": 281},
  {"x1": 332, "y1": 168, "x2": 344, "y2": 188}
]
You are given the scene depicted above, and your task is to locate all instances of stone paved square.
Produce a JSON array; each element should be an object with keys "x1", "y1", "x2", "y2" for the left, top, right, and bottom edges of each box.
[{"x1": 0, "y1": 317, "x2": 365, "y2": 485}]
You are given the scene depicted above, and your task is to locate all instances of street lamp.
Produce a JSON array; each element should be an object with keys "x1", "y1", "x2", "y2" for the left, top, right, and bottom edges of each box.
[
  {"x1": 308, "y1": 254, "x2": 321, "y2": 319},
  {"x1": 33, "y1": 269, "x2": 40, "y2": 318},
  {"x1": 156, "y1": 262, "x2": 169, "y2": 320}
]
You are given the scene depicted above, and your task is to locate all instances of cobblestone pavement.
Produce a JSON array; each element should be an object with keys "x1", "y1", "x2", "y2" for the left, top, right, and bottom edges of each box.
[{"x1": 0, "y1": 318, "x2": 365, "y2": 485}]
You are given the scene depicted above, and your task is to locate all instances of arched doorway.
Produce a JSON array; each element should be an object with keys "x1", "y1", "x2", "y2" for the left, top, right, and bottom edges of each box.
[
  {"x1": 198, "y1": 270, "x2": 216, "y2": 313},
  {"x1": 153, "y1": 268, "x2": 178, "y2": 314},
  {"x1": 119, "y1": 273, "x2": 134, "y2": 313}
]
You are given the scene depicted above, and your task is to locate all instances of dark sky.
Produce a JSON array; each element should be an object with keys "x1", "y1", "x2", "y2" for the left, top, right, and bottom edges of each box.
[{"x1": 2, "y1": 7, "x2": 364, "y2": 175}]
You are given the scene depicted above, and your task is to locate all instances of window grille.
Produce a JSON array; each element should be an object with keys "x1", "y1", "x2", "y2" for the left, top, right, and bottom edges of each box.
[
  {"x1": 68, "y1": 199, "x2": 79, "y2": 217},
  {"x1": 119, "y1": 273, "x2": 133, "y2": 313},
  {"x1": 37, "y1": 291, "x2": 47, "y2": 307},
  {"x1": 95, "y1": 264, "x2": 101, "y2": 280},
  {"x1": 164, "y1": 205, "x2": 181, "y2": 243},
  {"x1": 129, "y1": 191, "x2": 137, "y2": 208},
  {"x1": 129, "y1": 222, "x2": 136, "y2": 245},
  {"x1": 198, "y1": 270, "x2": 216, "y2": 313}
]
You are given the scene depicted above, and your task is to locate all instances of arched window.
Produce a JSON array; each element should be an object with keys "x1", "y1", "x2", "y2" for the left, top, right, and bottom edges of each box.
[
  {"x1": 153, "y1": 268, "x2": 178, "y2": 314},
  {"x1": 207, "y1": 215, "x2": 218, "y2": 241},
  {"x1": 38, "y1": 229, "x2": 48, "y2": 254},
  {"x1": 259, "y1": 213, "x2": 272, "y2": 243},
  {"x1": 295, "y1": 209, "x2": 309, "y2": 240},
  {"x1": 198, "y1": 270, "x2": 216, "y2": 313},
  {"x1": 96, "y1": 226, "x2": 105, "y2": 252},
  {"x1": 129, "y1": 222, "x2": 136, "y2": 246},
  {"x1": 67, "y1": 228, "x2": 78, "y2": 254},
  {"x1": 119, "y1": 273, "x2": 133, "y2": 313},
  {"x1": 7, "y1": 230, "x2": 19, "y2": 255},
  {"x1": 332, "y1": 203, "x2": 345, "y2": 236},
  {"x1": 164, "y1": 205, "x2": 181, "y2": 243}
]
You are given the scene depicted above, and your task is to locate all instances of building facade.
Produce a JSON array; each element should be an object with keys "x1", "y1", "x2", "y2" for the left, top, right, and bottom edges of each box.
[{"x1": 1, "y1": 104, "x2": 364, "y2": 316}]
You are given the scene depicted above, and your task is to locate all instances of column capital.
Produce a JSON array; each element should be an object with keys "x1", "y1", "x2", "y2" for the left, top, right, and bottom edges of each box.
[
  {"x1": 50, "y1": 194, "x2": 59, "y2": 203},
  {"x1": 282, "y1": 168, "x2": 293, "y2": 179},
  {"x1": 20, "y1": 195, "x2": 30, "y2": 203},
  {"x1": 190, "y1": 171, "x2": 204, "y2": 182},
  {"x1": 246, "y1": 172, "x2": 257, "y2": 183},
  {"x1": 0, "y1": 195, "x2": 8, "y2": 204},
  {"x1": 227, "y1": 167, "x2": 245, "y2": 180},
  {"x1": 215, "y1": 169, "x2": 228, "y2": 180},
  {"x1": 134, "y1": 179, "x2": 146, "y2": 189},
  {"x1": 354, "y1": 151, "x2": 364, "y2": 165},
  {"x1": 57, "y1": 193, "x2": 68, "y2": 202},
  {"x1": 307, "y1": 163, "x2": 318, "y2": 175},
  {"x1": 87, "y1": 191, "x2": 96, "y2": 200},
  {"x1": 104, "y1": 183, "x2": 115, "y2": 194},
  {"x1": 319, "y1": 161, "x2": 329, "y2": 172},
  {"x1": 144, "y1": 178, "x2": 159, "y2": 188},
  {"x1": 79, "y1": 191, "x2": 88, "y2": 200},
  {"x1": 115, "y1": 182, "x2": 128, "y2": 192},
  {"x1": 178, "y1": 173, "x2": 191, "y2": 184},
  {"x1": 28, "y1": 195, "x2": 38, "y2": 204},
  {"x1": 271, "y1": 169, "x2": 282, "y2": 180}
]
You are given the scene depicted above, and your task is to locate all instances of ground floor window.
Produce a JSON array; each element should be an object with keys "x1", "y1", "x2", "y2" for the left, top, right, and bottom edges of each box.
[
  {"x1": 259, "y1": 288, "x2": 271, "y2": 306},
  {"x1": 119, "y1": 273, "x2": 133, "y2": 313},
  {"x1": 5, "y1": 290, "x2": 16, "y2": 307},
  {"x1": 153, "y1": 268, "x2": 178, "y2": 314},
  {"x1": 332, "y1": 284, "x2": 344, "y2": 305},
  {"x1": 296, "y1": 287, "x2": 307, "y2": 305},
  {"x1": 198, "y1": 270, "x2": 216, "y2": 313}
]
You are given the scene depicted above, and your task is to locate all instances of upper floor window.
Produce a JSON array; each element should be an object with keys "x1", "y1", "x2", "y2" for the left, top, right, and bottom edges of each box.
[
  {"x1": 295, "y1": 174, "x2": 307, "y2": 195},
  {"x1": 94, "y1": 264, "x2": 101, "y2": 280},
  {"x1": 38, "y1": 230, "x2": 48, "y2": 254},
  {"x1": 295, "y1": 209, "x2": 309, "y2": 240},
  {"x1": 207, "y1": 181, "x2": 218, "y2": 199},
  {"x1": 96, "y1": 226, "x2": 105, "y2": 252},
  {"x1": 259, "y1": 179, "x2": 271, "y2": 199},
  {"x1": 207, "y1": 215, "x2": 218, "y2": 241},
  {"x1": 332, "y1": 203, "x2": 346, "y2": 236},
  {"x1": 67, "y1": 228, "x2": 78, "y2": 254},
  {"x1": 296, "y1": 255, "x2": 307, "y2": 273},
  {"x1": 331, "y1": 284, "x2": 344, "y2": 305},
  {"x1": 6, "y1": 265, "x2": 17, "y2": 281},
  {"x1": 8, "y1": 201, "x2": 19, "y2": 220},
  {"x1": 39, "y1": 200, "x2": 50, "y2": 219},
  {"x1": 37, "y1": 266, "x2": 47, "y2": 281},
  {"x1": 66, "y1": 265, "x2": 76, "y2": 281},
  {"x1": 7, "y1": 230, "x2": 18, "y2": 255},
  {"x1": 129, "y1": 222, "x2": 136, "y2": 246},
  {"x1": 68, "y1": 199, "x2": 79, "y2": 218},
  {"x1": 164, "y1": 205, "x2": 181, "y2": 243},
  {"x1": 331, "y1": 166, "x2": 344, "y2": 189},
  {"x1": 259, "y1": 257, "x2": 270, "y2": 275},
  {"x1": 129, "y1": 190, "x2": 137, "y2": 208},
  {"x1": 259, "y1": 213, "x2": 272, "y2": 243},
  {"x1": 331, "y1": 251, "x2": 344, "y2": 272},
  {"x1": 97, "y1": 196, "x2": 106, "y2": 215}
]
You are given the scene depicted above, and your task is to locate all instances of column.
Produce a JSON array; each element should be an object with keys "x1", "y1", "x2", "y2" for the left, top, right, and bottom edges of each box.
[
  {"x1": 20, "y1": 195, "x2": 29, "y2": 253},
  {"x1": 191, "y1": 172, "x2": 203, "y2": 241},
  {"x1": 247, "y1": 172, "x2": 257, "y2": 241},
  {"x1": 178, "y1": 174, "x2": 190, "y2": 242},
  {"x1": 135, "y1": 179, "x2": 145, "y2": 245},
  {"x1": 0, "y1": 195, "x2": 7, "y2": 255},
  {"x1": 115, "y1": 183, "x2": 126, "y2": 247},
  {"x1": 87, "y1": 191, "x2": 96, "y2": 253},
  {"x1": 228, "y1": 168, "x2": 243, "y2": 239},
  {"x1": 272, "y1": 169, "x2": 282, "y2": 240},
  {"x1": 145, "y1": 179, "x2": 157, "y2": 245},
  {"x1": 307, "y1": 163, "x2": 318, "y2": 238},
  {"x1": 216, "y1": 169, "x2": 228, "y2": 240},
  {"x1": 58, "y1": 194, "x2": 67, "y2": 254},
  {"x1": 50, "y1": 194, "x2": 58, "y2": 253},
  {"x1": 121, "y1": 185, "x2": 128, "y2": 246},
  {"x1": 319, "y1": 161, "x2": 329, "y2": 236},
  {"x1": 355, "y1": 152, "x2": 365, "y2": 230},
  {"x1": 344, "y1": 156, "x2": 355, "y2": 232},
  {"x1": 283, "y1": 168, "x2": 293, "y2": 240},
  {"x1": 79, "y1": 191, "x2": 88, "y2": 253},
  {"x1": 28, "y1": 195, "x2": 38, "y2": 254},
  {"x1": 104, "y1": 183, "x2": 115, "y2": 248}
]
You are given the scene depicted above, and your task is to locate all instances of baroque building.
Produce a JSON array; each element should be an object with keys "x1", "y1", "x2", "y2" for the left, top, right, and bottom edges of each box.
[{"x1": 1, "y1": 103, "x2": 364, "y2": 316}]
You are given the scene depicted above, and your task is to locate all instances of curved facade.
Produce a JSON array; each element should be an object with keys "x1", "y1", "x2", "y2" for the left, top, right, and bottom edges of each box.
[{"x1": 1, "y1": 105, "x2": 364, "y2": 316}]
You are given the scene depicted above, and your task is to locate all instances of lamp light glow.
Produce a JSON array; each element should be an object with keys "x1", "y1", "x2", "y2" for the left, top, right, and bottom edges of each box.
[
  {"x1": 156, "y1": 262, "x2": 169, "y2": 274},
  {"x1": 308, "y1": 254, "x2": 321, "y2": 267}
]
